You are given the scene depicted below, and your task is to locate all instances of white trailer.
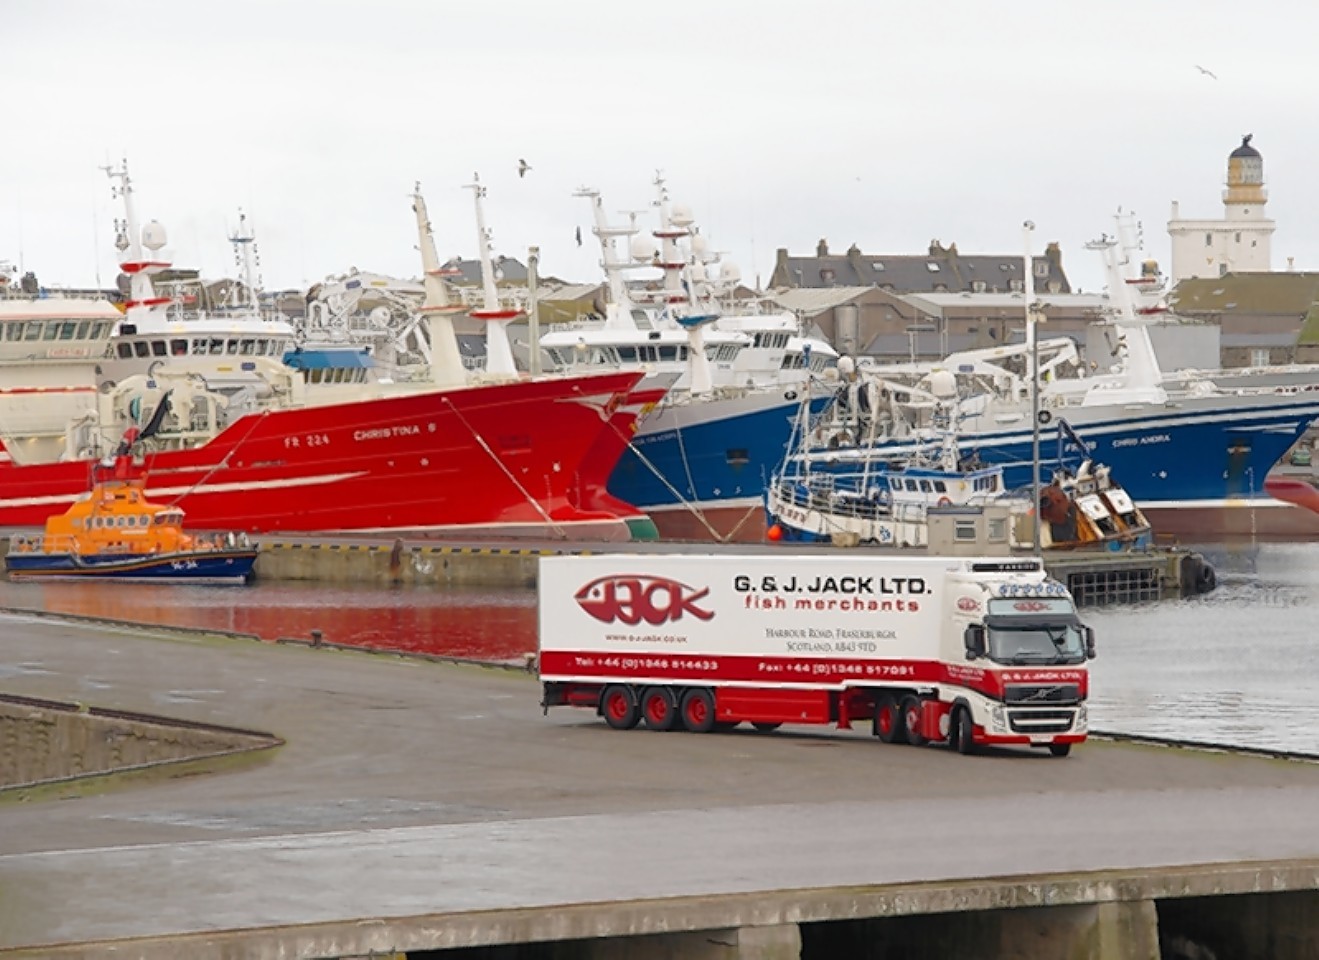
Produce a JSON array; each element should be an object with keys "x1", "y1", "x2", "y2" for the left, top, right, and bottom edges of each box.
[{"x1": 538, "y1": 554, "x2": 1094, "y2": 756}]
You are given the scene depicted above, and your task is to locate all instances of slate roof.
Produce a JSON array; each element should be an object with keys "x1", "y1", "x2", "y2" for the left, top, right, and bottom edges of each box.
[{"x1": 1169, "y1": 273, "x2": 1319, "y2": 315}]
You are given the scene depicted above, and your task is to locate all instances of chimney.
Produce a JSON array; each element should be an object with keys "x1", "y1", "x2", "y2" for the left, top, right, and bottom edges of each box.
[
  {"x1": 1045, "y1": 241, "x2": 1063, "y2": 269},
  {"x1": 1171, "y1": 200, "x2": 1181, "y2": 219},
  {"x1": 816, "y1": 238, "x2": 829, "y2": 257}
]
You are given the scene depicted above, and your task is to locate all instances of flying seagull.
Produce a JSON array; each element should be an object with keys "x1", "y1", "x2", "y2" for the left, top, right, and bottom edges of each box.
[
  {"x1": 575, "y1": 226, "x2": 583, "y2": 247},
  {"x1": 517, "y1": 158, "x2": 532, "y2": 178},
  {"x1": 1194, "y1": 64, "x2": 1218, "y2": 80}
]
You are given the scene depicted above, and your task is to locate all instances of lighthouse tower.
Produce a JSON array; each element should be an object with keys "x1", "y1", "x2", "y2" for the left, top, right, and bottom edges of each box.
[{"x1": 1168, "y1": 135, "x2": 1276, "y2": 283}]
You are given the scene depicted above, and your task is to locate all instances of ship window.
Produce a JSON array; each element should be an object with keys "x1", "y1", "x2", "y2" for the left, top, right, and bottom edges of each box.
[
  {"x1": 75, "y1": 321, "x2": 90, "y2": 339},
  {"x1": 134, "y1": 341, "x2": 150, "y2": 358},
  {"x1": 239, "y1": 339, "x2": 256, "y2": 355},
  {"x1": 91, "y1": 322, "x2": 108, "y2": 339},
  {"x1": 256, "y1": 339, "x2": 269, "y2": 354},
  {"x1": 226, "y1": 339, "x2": 240, "y2": 355},
  {"x1": 43, "y1": 322, "x2": 60, "y2": 340},
  {"x1": 59, "y1": 322, "x2": 78, "y2": 339},
  {"x1": 23, "y1": 322, "x2": 42, "y2": 341},
  {"x1": 2, "y1": 323, "x2": 14, "y2": 340},
  {"x1": 1235, "y1": 232, "x2": 1242, "y2": 243},
  {"x1": 933, "y1": 480, "x2": 947, "y2": 492},
  {"x1": 155, "y1": 515, "x2": 167, "y2": 525},
  {"x1": 171, "y1": 339, "x2": 187, "y2": 356},
  {"x1": 151, "y1": 340, "x2": 167, "y2": 357},
  {"x1": 906, "y1": 479, "x2": 918, "y2": 491},
  {"x1": 192, "y1": 339, "x2": 207, "y2": 353},
  {"x1": 954, "y1": 520, "x2": 977, "y2": 542},
  {"x1": 1205, "y1": 233, "x2": 1213, "y2": 246},
  {"x1": 988, "y1": 518, "x2": 1007, "y2": 542},
  {"x1": 659, "y1": 345, "x2": 681, "y2": 361},
  {"x1": 116, "y1": 342, "x2": 134, "y2": 358},
  {"x1": 208, "y1": 339, "x2": 225, "y2": 355}
]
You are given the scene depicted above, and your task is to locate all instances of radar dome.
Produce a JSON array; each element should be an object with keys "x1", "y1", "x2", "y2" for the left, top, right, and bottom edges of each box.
[
  {"x1": 141, "y1": 220, "x2": 168, "y2": 251},
  {"x1": 629, "y1": 236, "x2": 659, "y2": 262},
  {"x1": 670, "y1": 203, "x2": 695, "y2": 227},
  {"x1": 925, "y1": 368, "x2": 957, "y2": 399},
  {"x1": 719, "y1": 262, "x2": 742, "y2": 285},
  {"x1": 689, "y1": 263, "x2": 708, "y2": 283},
  {"x1": 690, "y1": 234, "x2": 710, "y2": 256},
  {"x1": 369, "y1": 305, "x2": 392, "y2": 328}
]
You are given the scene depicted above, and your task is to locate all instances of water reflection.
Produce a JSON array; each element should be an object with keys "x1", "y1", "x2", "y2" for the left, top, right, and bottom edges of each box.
[
  {"x1": 1085, "y1": 541, "x2": 1319, "y2": 755},
  {"x1": 0, "y1": 580, "x2": 538, "y2": 664}
]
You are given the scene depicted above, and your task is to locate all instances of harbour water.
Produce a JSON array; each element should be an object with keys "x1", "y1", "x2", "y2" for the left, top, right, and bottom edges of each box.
[{"x1": 2, "y1": 541, "x2": 1316, "y2": 756}]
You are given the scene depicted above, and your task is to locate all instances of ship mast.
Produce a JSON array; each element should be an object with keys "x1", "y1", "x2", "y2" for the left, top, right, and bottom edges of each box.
[
  {"x1": 573, "y1": 186, "x2": 647, "y2": 330},
  {"x1": 102, "y1": 160, "x2": 172, "y2": 319},
  {"x1": 465, "y1": 174, "x2": 520, "y2": 379},
  {"x1": 410, "y1": 183, "x2": 468, "y2": 388},
  {"x1": 651, "y1": 173, "x2": 718, "y2": 396}
]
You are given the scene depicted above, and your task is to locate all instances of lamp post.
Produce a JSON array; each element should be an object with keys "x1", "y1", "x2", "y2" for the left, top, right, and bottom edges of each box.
[{"x1": 1023, "y1": 220, "x2": 1041, "y2": 556}]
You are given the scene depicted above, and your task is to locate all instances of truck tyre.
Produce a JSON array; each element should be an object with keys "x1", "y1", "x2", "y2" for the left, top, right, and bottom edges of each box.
[
  {"x1": 901, "y1": 695, "x2": 927, "y2": 746},
  {"x1": 601, "y1": 685, "x2": 640, "y2": 730},
  {"x1": 1048, "y1": 743, "x2": 1072, "y2": 758},
  {"x1": 641, "y1": 687, "x2": 679, "y2": 731},
  {"x1": 751, "y1": 722, "x2": 782, "y2": 732},
  {"x1": 952, "y1": 705, "x2": 977, "y2": 756},
  {"x1": 680, "y1": 688, "x2": 717, "y2": 733},
  {"x1": 874, "y1": 693, "x2": 906, "y2": 744}
]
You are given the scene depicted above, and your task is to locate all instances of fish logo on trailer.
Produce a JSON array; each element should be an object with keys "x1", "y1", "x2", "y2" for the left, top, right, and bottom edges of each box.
[{"x1": 574, "y1": 575, "x2": 715, "y2": 625}]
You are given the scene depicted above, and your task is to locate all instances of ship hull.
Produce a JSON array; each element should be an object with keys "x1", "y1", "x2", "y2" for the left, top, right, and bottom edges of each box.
[
  {"x1": 805, "y1": 395, "x2": 1319, "y2": 513},
  {"x1": 606, "y1": 389, "x2": 825, "y2": 541},
  {"x1": 0, "y1": 371, "x2": 645, "y2": 539},
  {"x1": 5, "y1": 548, "x2": 257, "y2": 584}
]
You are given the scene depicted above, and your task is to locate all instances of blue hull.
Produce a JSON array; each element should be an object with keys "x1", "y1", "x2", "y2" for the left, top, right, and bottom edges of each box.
[
  {"x1": 607, "y1": 394, "x2": 827, "y2": 510},
  {"x1": 797, "y1": 397, "x2": 1319, "y2": 506},
  {"x1": 6, "y1": 549, "x2": 258, "y2": 583}
]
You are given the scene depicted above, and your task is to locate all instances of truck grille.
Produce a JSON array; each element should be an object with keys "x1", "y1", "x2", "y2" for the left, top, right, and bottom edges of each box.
[
  {"x1": 1008, "y1": 709, "x2": 1075, "y2": 734},
  {"x1": 1004, "y1": 684, "x2": 1080, "y2": 705}
]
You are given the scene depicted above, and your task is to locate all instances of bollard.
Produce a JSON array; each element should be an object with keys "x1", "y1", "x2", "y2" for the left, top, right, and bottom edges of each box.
[{"x1": 310, "y1": 629, "x2": 323, "y2": 648}]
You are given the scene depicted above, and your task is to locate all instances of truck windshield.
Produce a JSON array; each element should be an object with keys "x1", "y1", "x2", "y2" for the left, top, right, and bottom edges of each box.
[{"x1": 987, "y1": 624, "x2": 1086, "y2": 665}]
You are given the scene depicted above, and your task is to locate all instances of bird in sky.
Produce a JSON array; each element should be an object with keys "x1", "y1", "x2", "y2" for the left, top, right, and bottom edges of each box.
[
  {"x1": 575, "y1": 226, "x2": 583, "y2": 247},
  {"x1": 517, "y1": 158, "x2": 532, "y2": 178},
  {"x1": 1194, "y1": 64, "x2": 1218, "y2": 80}
]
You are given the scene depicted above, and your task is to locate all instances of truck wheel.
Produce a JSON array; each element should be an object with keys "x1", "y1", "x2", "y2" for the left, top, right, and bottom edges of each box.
[
  {"x1": 901, "y1": 695, "x2": 927, "y2": 746},
  {"x1": 751, "y1": 722, "x2": 781, "y2": 732},
  {"x1": 874, "y1": 693, "x2": 906, "y2": 744},
  {"x1": 1048, "y1": 743, "x2": 1072, "y2": 758},
  {"x1": 641, "y1": 687, "x2": 679, "y2": 731},
  {"x1": 952, "y1": 705, "x2": 977, "y2": 756},
  {"x1": 680, "y1": 688, "x2": 716, "y2": 733},
  {"x1": 601, "y1": 685, "x2": 640, "y2": 730}
]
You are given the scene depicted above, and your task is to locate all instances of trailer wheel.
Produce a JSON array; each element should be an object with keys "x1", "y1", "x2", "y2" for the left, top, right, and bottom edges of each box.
[
  {"x1": 601, "y1": 685, "x2": 640, "y2": 730},
  {"x1": 1048, "y1": 743, "x2": 1072, "y2": 758},
  {"x1": 680, "y1": 688, "x2": 716, "y2": 733},
  {"x1": 951, "y1": 705, "x2": 977, "y2": 756},
  {"x1": 901, "y1": 695, "x2": 927, "y2": 746},
  {"x1": 641, "y1": 687, "x2": 679, "y2": 731},
  {"x1": 751, "y1": 722, "x2": 782, "y2": 733},
  {"x1": 874, "y1": 693, "x2": 906, "y2": 744}
]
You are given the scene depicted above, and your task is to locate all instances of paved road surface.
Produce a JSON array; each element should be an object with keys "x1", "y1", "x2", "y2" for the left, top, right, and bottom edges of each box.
[{"x1": 3, "y1": 614, "x2": 1319, "y2": 951}]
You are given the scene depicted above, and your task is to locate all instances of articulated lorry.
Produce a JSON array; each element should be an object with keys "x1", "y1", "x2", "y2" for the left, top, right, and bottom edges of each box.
[{"x1": 538, "y1": 554, "x2": 1095, "y2": 756}]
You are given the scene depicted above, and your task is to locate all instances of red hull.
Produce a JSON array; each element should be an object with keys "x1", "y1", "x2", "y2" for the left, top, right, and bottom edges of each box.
[{"x1": 0, "y1": 371, "x2": 646, "y2": 539}]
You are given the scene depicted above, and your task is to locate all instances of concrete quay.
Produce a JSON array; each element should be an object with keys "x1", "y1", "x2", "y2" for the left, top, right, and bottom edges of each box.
[{"x1": 2, "y1": 616, "x2": 1318, "y2": 958}]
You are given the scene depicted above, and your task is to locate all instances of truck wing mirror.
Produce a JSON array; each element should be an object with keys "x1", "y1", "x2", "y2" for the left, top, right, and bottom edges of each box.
[
  {"x1": 1084, "y1": 625, "x2": 1096, "y2": 660},
  {"x1": 964, "y1": 624, "x2": 986, "y2": 660}
]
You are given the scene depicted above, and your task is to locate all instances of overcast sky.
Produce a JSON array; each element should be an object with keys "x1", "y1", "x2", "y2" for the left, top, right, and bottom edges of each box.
[{"x1": 3, "y1": 0, "x2": 1311, "y2": 295}]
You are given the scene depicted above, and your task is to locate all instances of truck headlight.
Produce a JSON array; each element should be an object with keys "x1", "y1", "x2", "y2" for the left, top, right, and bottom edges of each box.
[
  {"x1": 1076, "y1": 703, "x2": 1088, "y2": 730},
  {"x1": 989, "y1": 705, "x2": 1006, "y2": 732}
]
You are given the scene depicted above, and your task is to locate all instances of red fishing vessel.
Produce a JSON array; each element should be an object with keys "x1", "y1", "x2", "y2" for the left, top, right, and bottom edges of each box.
[{"x1": 0, "y1": 164, "x2": 649, "y2": 540}]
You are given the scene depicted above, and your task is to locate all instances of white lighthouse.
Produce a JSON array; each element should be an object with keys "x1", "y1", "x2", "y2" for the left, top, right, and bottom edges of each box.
[{"x1": 1167, "y1": 135, "x2": 1275, "y2": 283}]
